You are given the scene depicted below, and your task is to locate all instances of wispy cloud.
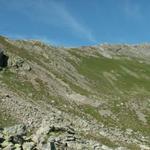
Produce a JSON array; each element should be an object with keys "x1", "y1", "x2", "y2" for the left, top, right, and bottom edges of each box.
[
  {"x1": 122, "y1": 0, "x2": 143, "y2": 19},
  {"x1": 49, "y1": 1, "x2": 96, "y2": 43},
  {"x1": 0, "y1": 0, "x2": 96, "y2": 43}
]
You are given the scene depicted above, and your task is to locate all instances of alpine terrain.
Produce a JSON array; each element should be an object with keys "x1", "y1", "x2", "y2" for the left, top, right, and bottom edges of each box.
[{"x1": 0, "y1": 35, "x2": 150, "y2": 150}]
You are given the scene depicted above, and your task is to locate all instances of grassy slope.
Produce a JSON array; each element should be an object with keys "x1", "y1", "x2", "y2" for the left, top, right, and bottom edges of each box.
[
  {"x1": 0, "y1": 110, "x2": 17, "y2": 128},
  {"x1": 69, "y1": 49, "x2": 150, "y2": 137}
]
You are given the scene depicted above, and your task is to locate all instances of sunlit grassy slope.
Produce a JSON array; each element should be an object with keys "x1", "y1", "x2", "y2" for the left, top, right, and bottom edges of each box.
[{"x1": 69, "y1": 49, "x2": 150, "y2": 136}]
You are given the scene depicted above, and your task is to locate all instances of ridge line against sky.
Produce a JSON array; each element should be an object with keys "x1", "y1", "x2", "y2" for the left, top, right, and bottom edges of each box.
[{"x1": 0, "y1": 0, "x2": 149, "y2": 46}]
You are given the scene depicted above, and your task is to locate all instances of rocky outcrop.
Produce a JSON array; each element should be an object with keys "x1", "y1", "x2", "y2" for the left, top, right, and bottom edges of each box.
[
  {"x1": 0, "y1": 124, "x2": 148, "y2": 150},
  {"x1": 8, "y1": 56, "x2": 31, "y2": 71},
  {"x1": 0, "y1": 123, "x2": 108, "y2": 150},
  {"x1": 0, "y1": 124, "x2": 27, "y2": 150}
]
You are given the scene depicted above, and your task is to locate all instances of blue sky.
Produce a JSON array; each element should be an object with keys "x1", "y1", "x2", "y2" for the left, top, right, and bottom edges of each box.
[{"x1": 0, "y1": 0, "x2": 150, "y2": 46}]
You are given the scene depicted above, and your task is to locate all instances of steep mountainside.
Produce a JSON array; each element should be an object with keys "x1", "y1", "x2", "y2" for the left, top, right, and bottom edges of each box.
[{"x1": 0, "y1": 36, "x2": 150, "y2": 149}]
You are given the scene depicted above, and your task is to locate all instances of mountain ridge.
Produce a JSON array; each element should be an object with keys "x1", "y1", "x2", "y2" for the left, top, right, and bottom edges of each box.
[{"x1": 0, "y1": 35, "x2": 150, "y2": 149}]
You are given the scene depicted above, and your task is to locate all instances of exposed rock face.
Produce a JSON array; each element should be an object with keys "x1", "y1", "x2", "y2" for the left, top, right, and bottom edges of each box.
[{"x1": 8, "y1": 56, "x2": 31, "y2": 71}]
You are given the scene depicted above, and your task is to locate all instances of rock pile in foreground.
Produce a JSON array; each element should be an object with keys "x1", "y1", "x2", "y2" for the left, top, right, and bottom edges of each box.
[
  {"x1": 0, "y1": 123, "x2": 96, "y2": 150},
  {"x1": 0, "y1": 122, "x2": 128, "y2": 150}
]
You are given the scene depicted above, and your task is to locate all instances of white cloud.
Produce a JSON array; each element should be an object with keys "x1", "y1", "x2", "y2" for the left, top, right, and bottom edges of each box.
[{"x1": 0, "y1": 0, "x2": 96, "y2": 43}]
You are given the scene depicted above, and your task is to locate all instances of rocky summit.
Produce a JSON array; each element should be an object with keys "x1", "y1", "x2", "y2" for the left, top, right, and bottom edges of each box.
[{"x1": 0, "y1": 35, "x2": 150, "y2": 150}]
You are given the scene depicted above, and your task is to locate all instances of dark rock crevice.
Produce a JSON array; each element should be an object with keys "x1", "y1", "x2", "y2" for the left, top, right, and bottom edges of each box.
[{"x1": 0, "y1": 49, "x2": 8, "y2": 68}]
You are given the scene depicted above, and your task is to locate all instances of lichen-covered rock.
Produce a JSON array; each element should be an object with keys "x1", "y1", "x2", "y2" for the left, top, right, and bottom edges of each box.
[
  {"x1": 7, "y1": 56, "x2": 23, "y2": 67},
  {"x1": 1, "y1": 141, "x2": 14, "y2": 149},
  {"x1": 3, "y1": 124, "x2": 26, "y2": 137},
  {"x1": 14, "y1": 143, "x2": 22, "y2": 150},
  {"x1": 22, "y1": 142, "x2": 35, "y2": 150},
  {"x1": 8, "y1": 55, "x2": 31, "y2": 71},
  {"x1": 22, "y1": 63, "x2": 31, "y2": 71}
]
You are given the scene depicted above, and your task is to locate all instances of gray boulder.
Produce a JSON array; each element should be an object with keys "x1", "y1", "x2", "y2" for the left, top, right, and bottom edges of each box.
[
  {"x1": 22, "y1": 142, "x2": 35, "y2": 150},
  {"x1": 8, "y1": 56, "x2": 31, "y2": 71},
  {"x1": 1, "y1": 141, "x2": 14, "y2": 150},
  {"x1": 3, "y1": 124, "x2": 26, "y2": 137}
]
